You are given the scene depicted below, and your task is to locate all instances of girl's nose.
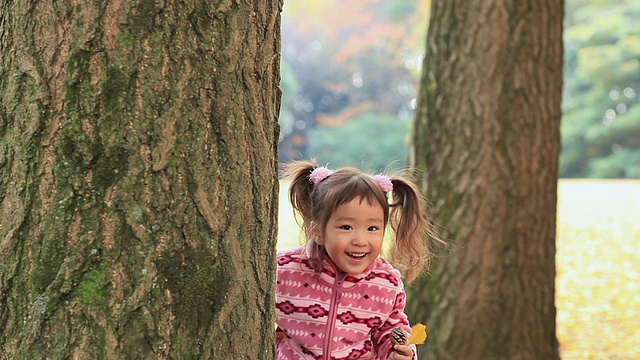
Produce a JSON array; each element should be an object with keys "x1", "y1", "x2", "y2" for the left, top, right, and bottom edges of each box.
[{"x1": 351, "y1": 231, "x2": 367, "y2": 246}]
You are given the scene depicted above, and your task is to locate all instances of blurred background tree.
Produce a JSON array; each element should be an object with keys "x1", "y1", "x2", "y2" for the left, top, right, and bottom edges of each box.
[
  {"x1": 562, "y1": 0, "x2": 640, "y2": 178},
  {"x1": 408, "y1": 0, "x2": 564, "y2": 356},
  {"x1": 278, "y1": 0, "x2": 429, "y2": 172},
  {"x1": 279, "y1": 0, "x2": 640, "y2": 178},
  {"x1": 308, "y1": 112, "x2": 410, "y2": 172}
]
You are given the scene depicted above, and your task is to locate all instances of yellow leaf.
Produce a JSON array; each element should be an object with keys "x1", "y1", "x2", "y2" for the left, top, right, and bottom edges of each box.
[{"x1": 408, "y1": 323, "x2": 427, "y2": 345}]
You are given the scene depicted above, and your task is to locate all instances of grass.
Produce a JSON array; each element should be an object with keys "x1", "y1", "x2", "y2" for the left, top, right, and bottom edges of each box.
[{"x1": 277, "y1": 179, "x2": 640, "y2": 359}]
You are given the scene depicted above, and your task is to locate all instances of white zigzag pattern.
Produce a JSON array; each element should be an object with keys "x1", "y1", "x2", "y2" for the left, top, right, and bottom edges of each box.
[
  {"x1": 285, "y1": 328, "x2": 310, "y2": 338},
  {"x1": 370, "y1": 295, "x2": 394, "y2": 306},
  {"x1": 280, "y1": 316, "x2": 327, "y2": 329},
  {"x1": 281, "y1": 319, "x2": 327, "y2": 339},
  {"x1": 339, "y1": 291, "x2": 394, "y2": 306},
  {"x1": 340, "y1": 291, "x2": 389, "y2": 300},
  {"x1": 278, "y1": 280, "x2": 332, "y2": 296},
  {"x1": 279, "y1": 279, "x2": 331, "y2": 292},
  {"x1": 279, "y1": 280, "x2": 303, "y2": 288}
]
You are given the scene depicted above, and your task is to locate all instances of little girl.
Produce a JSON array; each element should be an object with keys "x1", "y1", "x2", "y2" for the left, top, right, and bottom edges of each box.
[{"x1": 276, "y1": 160, "x2": 437, "y2": 360}]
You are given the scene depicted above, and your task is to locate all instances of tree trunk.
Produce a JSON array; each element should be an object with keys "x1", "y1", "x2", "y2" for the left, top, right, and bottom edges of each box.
[
  {"x1": 408, "y1": 1, "x2": 563, "y2": 359},
  {"x1": 0, "y1": 1, "x2": 281, "y2": 359}
]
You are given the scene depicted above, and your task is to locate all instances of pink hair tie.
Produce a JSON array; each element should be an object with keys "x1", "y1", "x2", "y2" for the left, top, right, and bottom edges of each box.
[
  {"x1": 309, "y1": 166, "x2": 334, "y2": 184},
  {"x1": 373, "y1": 174, "x2": 393, "y2": 193}
]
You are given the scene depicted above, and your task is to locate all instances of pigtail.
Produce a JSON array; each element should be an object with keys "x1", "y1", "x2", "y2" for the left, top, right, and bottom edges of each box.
[
  {"x1": 281, "y1": 160, "x2": 327, "y2": 267},
  {"x1": 281, "y1": 160, "x2": 317, "y2": 228},
  {"x1": 387, "y1": 177, "x2": 437, "y2": 283}
]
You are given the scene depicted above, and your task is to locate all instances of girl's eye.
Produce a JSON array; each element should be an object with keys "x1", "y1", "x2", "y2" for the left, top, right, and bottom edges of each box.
[
  {"x1": 368, "y1": 226, "x2": 379, "y2": 231},
  {"x1": 340, "y1": 225, "x2": 353, "y2": 230}
]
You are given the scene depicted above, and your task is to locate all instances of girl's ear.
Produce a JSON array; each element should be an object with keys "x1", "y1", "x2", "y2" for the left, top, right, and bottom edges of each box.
[{"x1": 310, "y1": 221, "x2": 324, "y2": 245}]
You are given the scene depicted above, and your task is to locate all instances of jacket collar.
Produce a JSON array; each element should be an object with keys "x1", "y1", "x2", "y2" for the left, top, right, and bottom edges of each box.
[{"x1": 314, "y1": 250, "x2": 379, "y2": 288}]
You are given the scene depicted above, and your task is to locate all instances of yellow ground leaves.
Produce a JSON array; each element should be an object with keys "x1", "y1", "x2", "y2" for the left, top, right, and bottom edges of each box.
[{"x1": 556, "y1": 180, "x2": 640, "y2": 360}]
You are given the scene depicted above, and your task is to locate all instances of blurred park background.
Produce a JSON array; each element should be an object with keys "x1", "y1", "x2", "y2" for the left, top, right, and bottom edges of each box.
[{"x1": 275, "y1": 0, "x2": 640, "y2": 359}]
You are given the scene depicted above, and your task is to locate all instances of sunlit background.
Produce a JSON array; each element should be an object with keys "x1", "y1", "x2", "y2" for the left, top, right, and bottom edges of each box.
[{"x1": 275, "y1": 0, "x2": 640, "y2": 359}]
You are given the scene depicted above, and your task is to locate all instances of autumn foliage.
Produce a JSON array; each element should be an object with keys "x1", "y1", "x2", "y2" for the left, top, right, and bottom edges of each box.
[{"x1": 279, "y1": 0, "x2": 430, "y2": 161}]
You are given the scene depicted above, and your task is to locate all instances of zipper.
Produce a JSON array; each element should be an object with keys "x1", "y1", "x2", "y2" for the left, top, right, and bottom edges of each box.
[{"x1": 323, "y1": 273, "x2": 344, "y2": 359}]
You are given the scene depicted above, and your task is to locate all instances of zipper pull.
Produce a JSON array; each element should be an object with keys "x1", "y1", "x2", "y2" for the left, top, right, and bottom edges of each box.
[{"x1": 336, "y1": 275, "x2": 344, "y2": 302}]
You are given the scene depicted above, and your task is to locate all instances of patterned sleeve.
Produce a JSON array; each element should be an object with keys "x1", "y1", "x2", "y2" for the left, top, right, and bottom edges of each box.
[{"x1": 372, "y1": 277, "x2": 414, "y2": 359}]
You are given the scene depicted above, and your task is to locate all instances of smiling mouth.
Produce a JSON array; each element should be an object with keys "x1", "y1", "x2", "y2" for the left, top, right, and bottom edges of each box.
[{"x1": 347, "y1": 252, "x2": 368, "y2": 259}]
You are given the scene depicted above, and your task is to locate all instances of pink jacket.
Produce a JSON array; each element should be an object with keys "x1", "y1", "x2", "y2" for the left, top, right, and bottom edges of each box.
[{"x1": 275, "y1": 247, "x2": 414, "y2": 360}]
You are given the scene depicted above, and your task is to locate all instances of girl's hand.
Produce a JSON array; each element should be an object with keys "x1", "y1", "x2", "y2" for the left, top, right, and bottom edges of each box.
[{"x1": 389, "y1": 344, "x2": 414, "y2": 360}]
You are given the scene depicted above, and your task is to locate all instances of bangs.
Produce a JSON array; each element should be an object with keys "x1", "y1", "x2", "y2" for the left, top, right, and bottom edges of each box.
[
  {"x1": 336, "y1": 177, "x2": 381, "y2": 207},
  {"x1": 318, "y1": 172, "x2": 389, "y2": 225}
]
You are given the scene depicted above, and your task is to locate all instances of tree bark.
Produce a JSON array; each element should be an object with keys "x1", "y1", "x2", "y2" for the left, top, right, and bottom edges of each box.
[
  {"x1": 0, "y1": 1, "x2": 281, "y2": 359},
  {"x1": 408, "y1": 1, "x2": 563, "y2": 359}
]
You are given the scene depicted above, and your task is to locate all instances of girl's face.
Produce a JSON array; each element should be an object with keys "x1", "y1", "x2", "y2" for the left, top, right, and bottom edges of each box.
[{"x1": 315, "y1": 197, "x2": 385, "y2": 275}]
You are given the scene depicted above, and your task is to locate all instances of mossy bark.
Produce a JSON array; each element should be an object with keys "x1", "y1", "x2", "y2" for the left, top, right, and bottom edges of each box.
[
  {"x1": 408, "y1": 1, "x2": 563, "y2": 359},
  {"x1": 0, "y1": 1, "x2": 281, "y2": 359}
]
